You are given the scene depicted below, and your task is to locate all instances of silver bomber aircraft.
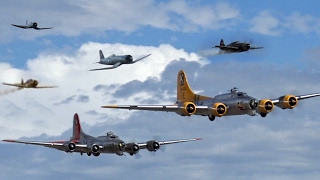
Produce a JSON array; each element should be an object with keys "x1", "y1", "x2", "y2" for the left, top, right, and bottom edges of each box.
[
  {"x1": 89, "y1": 50, "x2": 151, "y2": 71},
  {"x1": 11, "y1": 20, "x2": 53, "y2": 30},
  {"x1": 2, "y1": 78, "x2": 57, "y2": 89},
  {"x1": 102, "y1": 70, "x2": 320, "y2": 121},
  {"x1": 3, "y1": 114, "x2": 201, "y2": 157},
  {"x1": 214, "y1": 39, "x2": 263, "y2": 53}
]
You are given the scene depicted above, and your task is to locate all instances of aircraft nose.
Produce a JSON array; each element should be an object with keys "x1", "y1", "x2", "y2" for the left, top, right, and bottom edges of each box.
[{"x1": 126, "y1": 55, "x2": 133, "y2": 61}]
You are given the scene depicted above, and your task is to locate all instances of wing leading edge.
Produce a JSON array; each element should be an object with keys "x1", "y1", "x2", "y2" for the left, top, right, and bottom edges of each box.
[{"x1": 137, "y1": 138, "x2": 202, "y2": 149}]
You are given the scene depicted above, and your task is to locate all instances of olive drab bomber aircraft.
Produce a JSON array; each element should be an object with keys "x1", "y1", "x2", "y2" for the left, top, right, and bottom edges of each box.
[
  {"x1": 3, "y1": 114, "x2": 201, "y2": 157},
  {"x1": 102, "y1": 70, "x2": 320, "y2": 121}
]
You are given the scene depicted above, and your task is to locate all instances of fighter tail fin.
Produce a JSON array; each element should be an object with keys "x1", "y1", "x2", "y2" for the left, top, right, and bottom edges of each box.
[
  {"x1": 21, "y1": 78, "x2": 24, "y2": 85},
  {"x1": 220, "y1": 39, "x2": 225, "y2": 46},
  {"x1": 177, "y1": 70, "x2": 209, "y2": 102},
  {"x1": 99, "y1": 50, "x2": 105, "y2": 60}
]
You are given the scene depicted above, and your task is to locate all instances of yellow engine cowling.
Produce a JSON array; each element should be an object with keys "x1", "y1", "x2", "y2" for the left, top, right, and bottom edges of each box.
[
  {"x1": 211, "y1": 102, "x2": 227, "y2": 117},
  {"x1": 277, "y1": 94, "x2": 298, "y2": 109},
  {"x1": 177, "y1": 102, "x2": 196, "y2": 116},
  {"x1": 258, "y1": 99, "x2": 274, "y2": 113}
]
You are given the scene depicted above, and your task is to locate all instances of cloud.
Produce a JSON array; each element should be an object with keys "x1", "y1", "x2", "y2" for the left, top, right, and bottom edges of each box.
[
  {"x1": 250, "y1": 11, "x2": 282, "y2": 36},
  {"x1": 0, "y1": 1, "x2": 241, "y2": 42},
  {"x1": 250, "y1": 10, "x2": 320, "y2": 36}
]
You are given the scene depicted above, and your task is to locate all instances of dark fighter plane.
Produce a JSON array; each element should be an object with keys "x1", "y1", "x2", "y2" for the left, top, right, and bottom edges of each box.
[
  {"x1": 214, "y1": 39, "x2": 263, "y2": 53},
  {"x1": 102, "y1": 70, "x2": 320, "y2": 121},
  {"x1": 3, "y1": 114, "x2": 201, "y2": 157},
  {"x1": 89, "y1": 50, "x2": 151, "y2": 71},
  {"x1": 11, "y1": 20, "x2": 53, "y2": 30}
]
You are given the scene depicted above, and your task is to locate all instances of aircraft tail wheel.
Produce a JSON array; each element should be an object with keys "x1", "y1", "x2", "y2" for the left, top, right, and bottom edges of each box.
[{"x1": 208, "y1": 115, "x2": 215, "y2": 121}]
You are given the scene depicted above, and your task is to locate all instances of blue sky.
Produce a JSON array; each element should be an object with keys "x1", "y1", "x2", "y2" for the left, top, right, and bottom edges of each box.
[{"x1": 1, "y1": 1, "x2": 320, "y2": 179}]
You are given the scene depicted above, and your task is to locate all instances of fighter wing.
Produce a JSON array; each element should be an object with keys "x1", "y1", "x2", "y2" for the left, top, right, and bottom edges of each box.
[
  {"x1": 34, "y1": 27, "x2": 54, "y2": 30},
  {"x1": 11, "y1": 24, "x2": 27, "y2": 29},
  {"x1": 249, "y1": 46, "x2": 263, "y2": 49},
  {"x1": 137, "y1": 138, "x2": 202, "y2": 150},
  {"x1": 214, "y1": 45, "x2": 239, "y2": 50},
  {"x1": 132, "y1": 54, "x2": 151, "y2": 63},
  {"x1": 89, "y1": 62, "x2": 122, "y2": 71},
  {"x1": 2, "y1": 82, "x2": 24, "y2": 88},
  {"x1": 34, "y1": 85, "x2": 58, "y2": 88}
]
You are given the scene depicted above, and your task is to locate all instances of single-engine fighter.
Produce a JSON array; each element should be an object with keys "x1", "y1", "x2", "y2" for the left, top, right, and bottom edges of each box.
[
  {"x1": 89, "y1": 50, "x2": 151, "y2": 71},
  {"x1": 3, "y1": 114, "x2": 201, "y2": 157},
  {"x1": 2, "y1": 79, "x2": 57, "y2": 89},
  {"x1": 11, "y1": 20, "x2": 53, "y2": 30},
  {"x1": 214, "y1": 39, "x2": 263, "y2": 53},
  {"x1": 102, "y1": 70, "x2": 320, "y2": 121}
]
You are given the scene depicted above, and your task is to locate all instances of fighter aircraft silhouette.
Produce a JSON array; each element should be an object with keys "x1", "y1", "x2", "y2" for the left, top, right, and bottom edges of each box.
[
  {"x1": 102, "y1": 70, "x2": 320, "y2": 121},
  {"x1": 11, "y1": 20, "x2": 53, "y2": 30},
  {"x1": 89, "y1": 50, "x2": 151, "y2": 71},
  {"x1": 214, "y1": 39, "x2": 263, "y2": 53},
  {"x1": 2, "y1": 79, "x2": 57, "y2": 89},
  {"x1": 3, "y1": 114, "x2": 201, "y2": 157}
]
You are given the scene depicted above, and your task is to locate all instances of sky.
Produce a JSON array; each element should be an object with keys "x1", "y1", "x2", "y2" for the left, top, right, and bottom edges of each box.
[{"x1": 1, "y1": 0, "x2": 320, "y2": 179}]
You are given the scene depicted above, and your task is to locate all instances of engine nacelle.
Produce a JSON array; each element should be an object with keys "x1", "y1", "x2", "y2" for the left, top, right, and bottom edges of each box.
[
  {"x1": 91, "y1": 144, "x2": 100, "y2": 153},
  {"x1": 146, "y1": 141, "x2": 160, "y2": 152},
  {"x1": 258, "y1": 99, "x2": 274, "y2": 113},
  {"x1": 210, "y1": 102, "x2": 227, "y2": 116},
  {"x1": 33, "y1": 22, "x2": 38, "y2": 27},
  {"x1": 177, "y1": 102, "x2": 196, "y2": 116},
  {"x1": 125, "y1": 143, "x2": 140, "y2": 155},
  {"x1": 67, "y1": 142, "x2": 76, "y2": 151},
  {"x1": 276, "y1": 95, "x2": 298, "y2": 109}
]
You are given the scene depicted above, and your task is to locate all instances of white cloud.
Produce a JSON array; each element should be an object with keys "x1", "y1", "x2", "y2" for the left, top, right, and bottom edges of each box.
[
  {"x1": 250, "y1": 11, "x2": 320, "y2": 36},
  {"x1": 250, "y1": 11, "x2": 282, "y2": 36},
  {"x1": 0, "y1": 42, "x2": 205, "y2": 138}
]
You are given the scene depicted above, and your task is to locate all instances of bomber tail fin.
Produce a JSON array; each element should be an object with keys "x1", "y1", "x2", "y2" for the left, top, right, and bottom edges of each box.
[
  {"x1": 220, "y1": 39, "x2": 225, "y2": 46},
  {"x1": 99, "y1": 50, "x2": 105, "y2": 60},
  {"x1": 71, "y1": 114, "x2": 93, "y2": 141},
  {"x1": 177, "y1": 70, "x2": 209, "y2": 102}
]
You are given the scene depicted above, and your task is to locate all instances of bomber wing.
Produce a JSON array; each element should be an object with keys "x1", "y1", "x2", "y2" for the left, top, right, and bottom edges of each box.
[
  {"x1": 137, "y1": 138, "x2": 202, "y2": 150},
  {"x1": 101, "y1": 104, "x2": 210, "y2": 114},
  {"x1": 132, "y1": 54, "x2": 151, "y2": 63},
  {"x1": 11, "y1": 24, "x2": 27, "y2": 29},
  {"x1": 2, "y1": 139, "x2": 88, "y2": 151},
  {"x1": 102, "y1": 105, "x2": 180, "y2": 112},
  {"x1": 271, "y1": 92, "x2": 320, "y2": 104},
  {"x1": 89, "y1": 62, "x2": 122, "y2": 71}
]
